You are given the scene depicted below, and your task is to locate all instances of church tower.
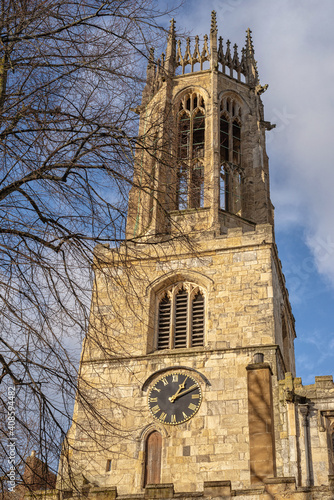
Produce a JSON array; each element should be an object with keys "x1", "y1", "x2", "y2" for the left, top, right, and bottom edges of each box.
[{"x1": 57, "y1": 12, "x2": 334, "y2": 500}]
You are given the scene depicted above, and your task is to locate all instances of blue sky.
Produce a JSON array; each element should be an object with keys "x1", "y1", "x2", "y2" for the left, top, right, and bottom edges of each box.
[{"x1": 162, "y1": 0, "x2": 334, "y2": 383}]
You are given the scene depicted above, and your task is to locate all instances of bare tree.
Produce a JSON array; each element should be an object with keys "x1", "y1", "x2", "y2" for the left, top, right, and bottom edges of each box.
[{"x1": 0, "y1": 0, "x2": 177, "y2": 493}]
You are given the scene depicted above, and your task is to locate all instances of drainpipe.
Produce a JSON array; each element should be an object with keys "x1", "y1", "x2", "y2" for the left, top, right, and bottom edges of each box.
[{"x1": 299, "y1": 404, "x2": 311, "y2": 487}]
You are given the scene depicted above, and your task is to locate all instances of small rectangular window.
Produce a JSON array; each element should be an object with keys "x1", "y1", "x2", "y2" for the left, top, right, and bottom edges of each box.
[{"x1": 106, "y1": 459, "x2": 112, "y2": 472}]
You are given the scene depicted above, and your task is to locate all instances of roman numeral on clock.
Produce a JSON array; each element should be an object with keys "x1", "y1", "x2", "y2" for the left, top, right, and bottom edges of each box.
[{"x1": 188, "y1": 403, "x2": 197, "y2": 411}]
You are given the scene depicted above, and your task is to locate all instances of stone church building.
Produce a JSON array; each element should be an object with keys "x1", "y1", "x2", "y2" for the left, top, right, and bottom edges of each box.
[{"x1": 35, "y1": 11, "x2": 334, "y2": 500}]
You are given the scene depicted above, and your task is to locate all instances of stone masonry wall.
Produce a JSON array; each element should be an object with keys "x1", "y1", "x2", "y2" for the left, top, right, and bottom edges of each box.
[{"x1": 59, "y1": 224, "x2": 298, "y2": 496}]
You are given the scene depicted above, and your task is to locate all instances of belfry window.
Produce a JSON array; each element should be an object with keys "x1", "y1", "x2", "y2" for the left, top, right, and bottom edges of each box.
[
  {"x1": 220, "y1": 97, "x2": 243, "y2": 216},
  {"x1": 177, "y1": 93, "x2": 205, "y2": 210},
  {"x1": 157, "y1": 283, "x2": 205, "y2": 350}
]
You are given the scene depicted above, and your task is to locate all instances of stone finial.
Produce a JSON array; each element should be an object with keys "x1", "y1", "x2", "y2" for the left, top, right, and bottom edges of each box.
[
  {"x1": 233, "y1": 44, "x2": 239, "y2": 64},
  {"x1": 210, "y1": 10, "x2": 218, "y2": 68},
  {"x1": 148, "y1": 47, "x2": 154, "y2": 68},
  {"x1": 202, "y1": 34, "x2": 210, "y2": 58},
  {"x1": 160, "y1": 53, "x2": 165, "y2": 82},
  {"x1": 145, "y1": 47, "x2": 155, "y2": 88},
  {"x1": 169, "y1": 18, "x2": 176, "y2": 39},
  {"x1": 166, "y1": 18, "x2": 176, "y2": 75},
  {"x1": 245, "y1": 28, "x2": 255, "y2": 56},
  {"x1": 193, "y1": 35, "x2": 200, "y2": 61},
  {"x1": 245, "y1": 28, "x2": 260, "y2": 86},
  {"x1": 184, "y1": 37, "x2": 191, "y2": 65},
  {"x1": 225, "y1": 40, "x2": 231, "y2": 63},
  {"x1": 211, "y1": 10, "x2": 217, "y2": 33}
]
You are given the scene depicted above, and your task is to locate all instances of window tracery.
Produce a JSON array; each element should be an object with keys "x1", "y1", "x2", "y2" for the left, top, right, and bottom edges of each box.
[
  {"x1": 220, "y1": 96, "x2": 243, "y2": 215},
  {"x1": 177, "y1": 93, "x2": 205, "y2": 210},
  {"x1": 157, "y1": 282, "x2": 205, "y2": 350}
]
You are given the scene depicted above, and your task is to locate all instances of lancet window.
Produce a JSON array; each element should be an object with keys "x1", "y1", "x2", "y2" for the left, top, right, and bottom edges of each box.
[
  {"x1": 157, "y1": 282, "x2": 205, "y2": 350},
  {"x1": 177, "y1": 93, "x2": 205, "y2": 210},
  {"x1": 219, "y1": 96, "x2": 243, "y2": 215}
]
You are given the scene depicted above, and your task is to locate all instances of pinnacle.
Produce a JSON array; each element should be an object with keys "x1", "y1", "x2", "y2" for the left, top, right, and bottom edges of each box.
[
  {"x1": 245, "y1": 28, "x2": 255, "y2": 55},
  {"x1": 148, "y1": 47, "x2": 154, "y2": 67},
  {"x1": 211, "y1": 10, "x2": 217, "y2": 32},
  {"x1": 169, "y1": 18, "x2": 176, "y2": 39}
]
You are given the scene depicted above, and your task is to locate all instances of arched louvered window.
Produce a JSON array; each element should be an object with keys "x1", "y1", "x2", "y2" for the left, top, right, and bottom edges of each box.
[
  {"x1": 191, "y1": 292, "x2": 204, "y2": 347},
  {"x1": 157, "y1": 283, "x2": 205, "y2": 350},
  {"x1": 177, "y1": 93, "x2": 205, "y2": 210},
  {"x1": 174, "y1": 289, "x2": 188, "y2": 348},
  {"x1": 220, "y1": 97, "x2": 243, "y2": 216},
  {"x1": 144, "y1": 431, "x2": 162, "y2": 485},
  {"x1": 157, "y1": 295, "x2": 171, "y2": 350}
]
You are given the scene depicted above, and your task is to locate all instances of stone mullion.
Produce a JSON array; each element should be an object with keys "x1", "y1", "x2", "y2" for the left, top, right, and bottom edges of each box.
[
  {"x1": 187, "y1": 112, "x2": 194, "y2": 208},
  {"x1": 211, "y1": 67, "x2": 219, "y2": 229},
  {"x1": 228, "y1": 119, "x2": 234, "y2": 213}
]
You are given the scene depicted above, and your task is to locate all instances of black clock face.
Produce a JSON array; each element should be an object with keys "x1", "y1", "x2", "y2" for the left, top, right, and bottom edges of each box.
[{"x1": 148, "y1": 372, "x2": 201, "y2": 425}]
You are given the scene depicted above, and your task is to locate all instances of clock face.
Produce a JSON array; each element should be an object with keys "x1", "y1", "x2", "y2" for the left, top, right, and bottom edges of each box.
[{"x1": 148, "y1": 372, "x2": 201, "y2": 425}]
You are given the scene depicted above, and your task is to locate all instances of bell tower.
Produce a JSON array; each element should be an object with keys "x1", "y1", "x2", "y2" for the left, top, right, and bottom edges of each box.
[
  {"x1": 126, "y1": 13, "x2": 274, "y2": 241},
  {"x1": 59, "y1": 12, "x2": 334, "y2": 499}
]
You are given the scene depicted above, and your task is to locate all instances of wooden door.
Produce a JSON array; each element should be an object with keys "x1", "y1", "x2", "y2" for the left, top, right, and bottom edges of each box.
[{"x1": 144, "y1": 431, "x2": 162, "y2": 485}]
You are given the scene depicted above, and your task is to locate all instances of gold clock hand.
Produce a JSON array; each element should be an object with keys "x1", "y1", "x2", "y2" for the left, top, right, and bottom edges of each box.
[
  {"x1": 169, "y1": 377, "x2": 188, "y2": 402},
  {"x1": 172, "y1": 383, "x2": 198, "y2": 401}
]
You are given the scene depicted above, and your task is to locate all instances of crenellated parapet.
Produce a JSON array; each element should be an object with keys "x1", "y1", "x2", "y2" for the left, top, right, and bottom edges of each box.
[{"x1": 145, "y1": 11, "x2": 266, "y2": 100}]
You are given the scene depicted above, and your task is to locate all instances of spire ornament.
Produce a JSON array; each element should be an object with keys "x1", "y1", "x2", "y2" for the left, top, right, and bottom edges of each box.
[
  {"x1": 166, "y1": 18, "x2": 176, "y2": 75},
  {"x1": 210, "y1": 10, "x2": 218, "y2": 69},
  {"x1": 169, "y1": 18, "x2": 176, "y2": 39},
  {"x1": 245, "y1": 28, "x2": 260, "y2": 88},
  {"x1": 245, "y1": 28, "x2": 255, "y2": 58},
  {"x1": 146, "y1": 47, "x2": 155, "y2": 87},
  {"x1": 148, "y1": 47, "x2": 154, "y2": 68},
  {"x1": 211, "y1": 10, "x2": 217, "y2": 33}
]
